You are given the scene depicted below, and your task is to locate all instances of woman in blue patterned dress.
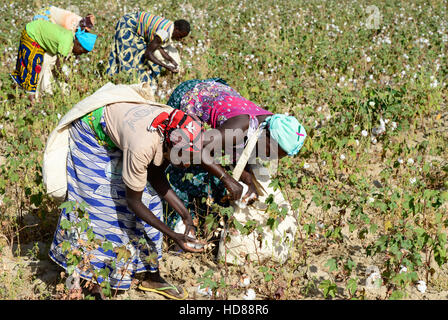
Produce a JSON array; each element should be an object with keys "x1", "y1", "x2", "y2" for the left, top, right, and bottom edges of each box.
[{"x1": 106, "y1": 12, "x2": 190, "y2": 85}]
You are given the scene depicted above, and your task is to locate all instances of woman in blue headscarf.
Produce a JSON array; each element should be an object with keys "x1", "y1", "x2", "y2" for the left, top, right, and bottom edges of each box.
[
  {"x1": 164, "y1": 78, "x2": 307, "y2": 232},
  {"x1": 10, "y1": 19, "x2": 97, "y2": 102}
]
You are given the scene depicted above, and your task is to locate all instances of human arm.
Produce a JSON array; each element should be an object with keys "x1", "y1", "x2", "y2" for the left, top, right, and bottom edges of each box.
[
  {"x1": 147, "y1": 160, "x2": 196, "y2": 237},
  {"x1": 239, "y1": 166, "x2": 258, "y2": 203},
  {"x1": 144, "y1": 36, "x2": 178, "y2": 73},
  {"x1": 158, "y1": 47, "x2": 178, "y2": 69},
  {"x1": 202, "y1": 114, "x2": 261, "y2": 202},
  {"x1": 53, "y1": 55, "x2": 70, "y2": 82},
  {"x1": 200, "y1": 145, "x2": 243, "y2": 202},
  {"x1": 125, "y1": 163, "x2": 203, "y2": 252}
]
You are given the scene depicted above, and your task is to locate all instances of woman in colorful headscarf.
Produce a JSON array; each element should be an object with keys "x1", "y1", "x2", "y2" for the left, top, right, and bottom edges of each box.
[
  {"x1": 46, "y1": 84, "x2": 244, "y2": 299},
  {"x1": 106, "y1": 12, "x2": 190, "y2": 86},
  {"x1": 32, "y1": 5, "x2": 96, "y2": 96},
  {"x1": 165, "y1": 78, "x2": 307, "y2": 231},
  {"x1": 10, "y1": 19, "x2": 97, "y2": 102}
]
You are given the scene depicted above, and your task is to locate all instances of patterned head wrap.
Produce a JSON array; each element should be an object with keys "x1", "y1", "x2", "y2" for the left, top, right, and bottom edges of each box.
[
  {"x1": 150, "y1": 109, "x2": 203, "y2": 152},
  {"x1": 264, "y1": 114, "x2": 307, "y2": 156}
]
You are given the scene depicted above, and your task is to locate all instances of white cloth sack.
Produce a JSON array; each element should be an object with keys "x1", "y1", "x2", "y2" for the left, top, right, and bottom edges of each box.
[
  {"x1": 36, "y1": 53, "x2": 71, "y2": 98},
  {"x1": 42, "y1": 82, "x2": 169, "y2": 201},
  {"x1": 154, "y1": 44, "x2": 182, "y2": 72},
  {"x1": 217, "y1": 128, "x2": 298, "y2": 265},
  {"x1": 36, "y1": 53, "x2": 57, "y2": 97}
]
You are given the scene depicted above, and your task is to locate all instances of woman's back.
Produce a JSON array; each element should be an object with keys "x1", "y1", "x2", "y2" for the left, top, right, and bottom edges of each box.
[{"x1": 178, "y1": 81, "x2": 272, "y2": 128}]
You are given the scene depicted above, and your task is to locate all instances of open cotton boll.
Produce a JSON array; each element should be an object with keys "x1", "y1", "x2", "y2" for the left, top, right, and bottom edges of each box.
[
  {"x1": 239, "y1": 275, "x2": 251, "y2": 287},
  {"x1": 243, "y1": 288, "x2": 256, "y2": 300},
  {"x1": 62, "y1": 64, "x2": 70, "y2": 77},
  {"x1": 197, "y1": 285, "x2": 212, "y2": 297},
  {"x1": 416, "y1": 280, "x2": 427, "y2": 293},
  {"x1": 174, "y1": 220, "x2": 203, "y2": 249},
  {"x1": 234, "y1": 182, "x2": 249, "y2": 209}
]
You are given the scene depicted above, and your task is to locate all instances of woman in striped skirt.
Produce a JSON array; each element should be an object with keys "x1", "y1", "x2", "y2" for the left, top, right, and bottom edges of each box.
[{"x1": 48, "y1": 102, "x2": 210, "y2": 300}]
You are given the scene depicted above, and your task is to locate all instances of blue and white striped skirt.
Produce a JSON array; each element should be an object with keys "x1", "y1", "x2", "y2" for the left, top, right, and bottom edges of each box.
[{"x1": 49, "y1": 119, "x2": 163, "y2": 290}]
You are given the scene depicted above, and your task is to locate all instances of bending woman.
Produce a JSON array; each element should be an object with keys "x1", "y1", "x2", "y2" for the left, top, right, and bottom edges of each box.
[
  {"x1": 107, "y1": 12, "x2": 190, "y2": 85},
  {"x1": 47, "y1": 93, "x2": 223, "y2": 299},
  {"x1": 32, "y1": 5, "x2": 96, "y2": 96},
  {"x1": 10, "y1": 19, "x2": 97, "y2": 102},
  {"x1": 165, "y1": 78, "x2": 307, "y2": 231}
]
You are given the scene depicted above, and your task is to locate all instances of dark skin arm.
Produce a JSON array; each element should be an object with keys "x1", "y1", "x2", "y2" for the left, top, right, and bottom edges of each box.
[
  {"x1": 202, "y1": 114, "x2": 262, "y2": 202},
  {"x1": 144, "y1": 36, "x2": 178, "y2": 73},
  {"x1": 125, "y1": 161, "x2": 203, "y2": 253},
  {"x1": 53, "y1": 56, "x2": 70, "y2": 82},
  {"x1": 159, "y1": 47, "x2": 178, "y2": 68},
  {"x1": 200, "y1": 145, "x2": 244, "y2": 201},
  {"x1": 147, "y1": 160, "x2": 196, "y2": 236}
]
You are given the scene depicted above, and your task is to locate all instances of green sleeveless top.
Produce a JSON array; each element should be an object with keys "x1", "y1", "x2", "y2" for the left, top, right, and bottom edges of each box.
[{"x1": 80, "y1": 107, "x2": 117, "y2": 149}]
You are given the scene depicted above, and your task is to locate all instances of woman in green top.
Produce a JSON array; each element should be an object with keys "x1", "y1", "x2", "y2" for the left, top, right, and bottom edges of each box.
[{"x1": 10, "y1": 19, "x2": 97, "y2": 102}]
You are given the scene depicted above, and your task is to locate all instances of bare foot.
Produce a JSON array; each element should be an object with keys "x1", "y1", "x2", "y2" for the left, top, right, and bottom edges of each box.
[
  {"x1": 139, "y1": 272, "x2": 186, "y2": 299},
  {"x1": 27, "y1": 94, "x2": 36, "y2": 105},
  {"x1": 90, "y1": 283, "x2": 106, "y2": 300}
]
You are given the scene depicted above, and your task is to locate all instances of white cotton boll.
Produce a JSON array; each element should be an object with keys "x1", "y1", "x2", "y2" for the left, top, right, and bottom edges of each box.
[
  {"x1": 175, "y1": 220, "x2": 203, "y2": 249},
  {"x1": 65, "y1": 271, "x2": 81, "y2": 290},
  {"x1": 372, "y1": 118, "x2": 386, "y2": 136},
  {"x1": 368, "y1": 197, "x2": 375, "y2": 203},
  {"x1": 62, "y1": 64, "x2": 70, "y2": 77},
  {"x1": 240, "y1": 275, "x2": 251, "y2": 287},
  {"x1": 399, "y1": 265, "x2": 407, "y2": 273},
  {"x1": 303, "y1": 163, "x2": 310, "y2": 169},
  {"x1": 407, "y1": 158, "x2": 415, "y2": 165},
  {"x1": 234, "y1": 182, "x2": 249, "y2": 209},
  {"x1": 361, "y1": 130, "x2": 368, "y2": 137},
  {"x1": 371, "y1": 137, "x2": 377, "y2": 144},
  {"x1": 416, "y1": 281, "x2": 427, "y2": 293},
  {"x1": 355, "y1": 139, "x2": 360, "y2": 146},
  {"x1": 243, "y1": 288, "x2": 256, "y2": 300},
  {"x1": 197, "y1": 285, "x2": 212, "y2": 297},
  {"x1": 340, "y1": 154, "x2": 346, "y2": 160},
  {"x1": 390, "y1": 122, "x2": 397, "y2": 131},
  {"x1": 409, "y1": 177, "x2": 417, "y2": 184},
  {"x1": 398, "y1": 158, "x2": 404, "y2": 164},
  {"x1": 366, "y1": 272, "x2": 382, "y2": 289},
  {"x1": 366, "y1": 56, "x2": 371, "y2": 62}
]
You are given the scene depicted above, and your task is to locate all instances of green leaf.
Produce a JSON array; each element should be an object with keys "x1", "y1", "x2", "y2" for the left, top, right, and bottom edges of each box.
[
  {"x1": 347, "y1": 278, "x2": 358, "y2": 296},
  {"x1": 60, "y1": 219, "x2": 71, "y2": 230},
  {"x1": 102, "y1": 241, "x2": 114, "y2": 253},
  {"x1": 325, "y1": 258, "x2": 338, "y2": 272},
  {"x1": 61, "y1": 241, "x2": 71, "y2": 253}
]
